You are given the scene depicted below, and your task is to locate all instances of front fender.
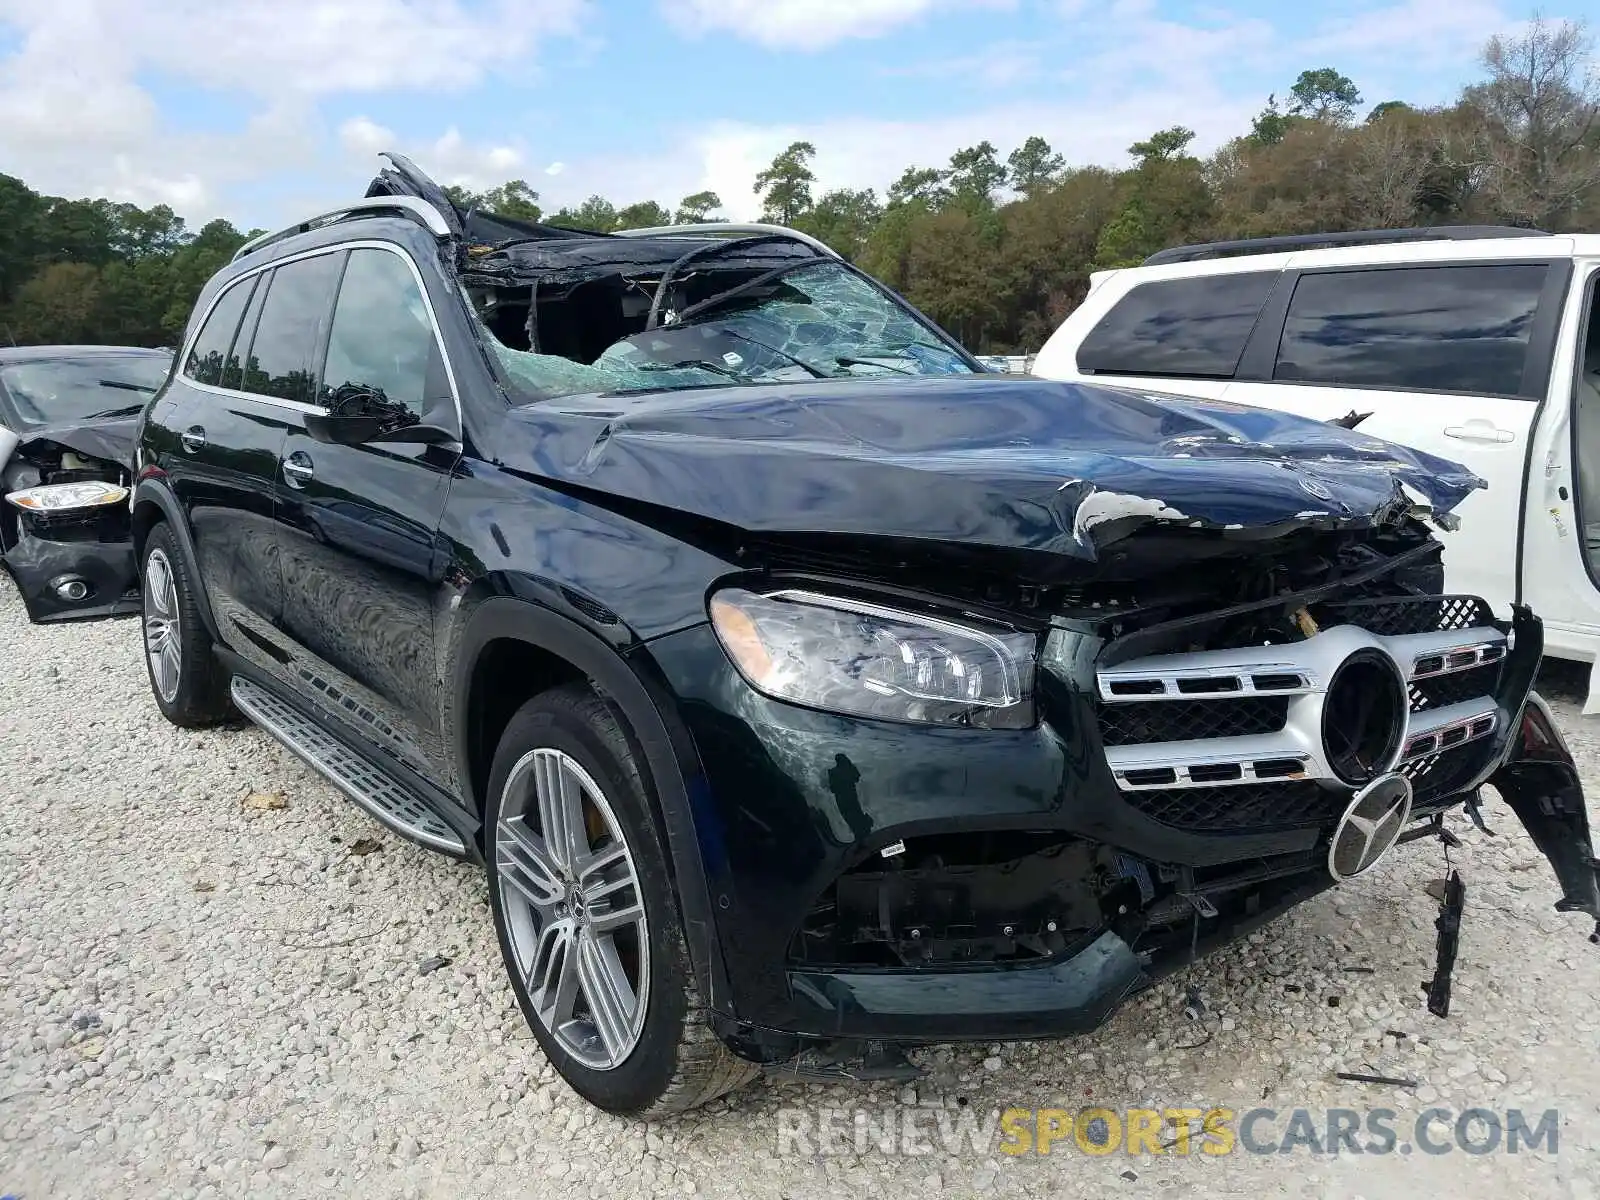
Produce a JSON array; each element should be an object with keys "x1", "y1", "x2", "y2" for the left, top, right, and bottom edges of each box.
[
  {"x1": 451, "y1": 597, "x2": 735, "y2": 1015},
  {"x1": 1490, "y1": 691, "x2": 1600, "y2": 944}
]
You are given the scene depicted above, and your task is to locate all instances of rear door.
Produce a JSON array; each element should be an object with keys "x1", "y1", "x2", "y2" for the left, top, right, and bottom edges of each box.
[
  {"x1": 1224, "y1": 260, "x2": 1570, "y2": 615},
  {"x1": 271, "y1": 243, "x2": 462, "y2": 785},
  {"x1": 161, "y1": 253, "x2": 343, "y2": 679}
]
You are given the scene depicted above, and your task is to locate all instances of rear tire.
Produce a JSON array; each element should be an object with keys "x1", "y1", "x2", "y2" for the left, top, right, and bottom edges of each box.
[
  {"x1": 141, "y1": 523, "x2": 231, "y2": 727},
  {"x1": 485, "y1": 683, "x2": 757, "y2": 1117}
]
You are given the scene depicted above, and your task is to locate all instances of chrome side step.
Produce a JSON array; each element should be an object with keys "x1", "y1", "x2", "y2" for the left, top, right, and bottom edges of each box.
[{"x1": 230, "y1": 676, "x2": 466, "y2": 855}]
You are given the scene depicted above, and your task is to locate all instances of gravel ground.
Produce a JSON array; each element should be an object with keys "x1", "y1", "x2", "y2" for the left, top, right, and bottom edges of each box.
[{"x1": 2, "y1": 575, "x2": 1599, "y2": 1200}]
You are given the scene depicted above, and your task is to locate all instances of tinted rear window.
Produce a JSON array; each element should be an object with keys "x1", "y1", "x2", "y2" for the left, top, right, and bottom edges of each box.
[
  {"x1": 1274, "y1": 264, "x2": 1549, "y2": 397},
  {"x1": 184, "y1": 277, "x2": 255, "y2": 386},
  {"x1": 1077, "y1": 272, "x2": 1277, "y2": 379},
  {"x1": 237, "y1": 252, "x2": 344, "y2": 405}
]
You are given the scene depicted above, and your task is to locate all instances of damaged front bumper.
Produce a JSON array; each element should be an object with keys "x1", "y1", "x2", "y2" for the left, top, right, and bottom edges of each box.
[
  {"x1": 646, "y1": 599, "x2": 1599, "y2": 1064},
  {"x1": 2, "y1": 522, "x2": 139, "y2": 622},
  {"x1": 1490, "y1": 691, "x2": 1600, "y2": 943}
]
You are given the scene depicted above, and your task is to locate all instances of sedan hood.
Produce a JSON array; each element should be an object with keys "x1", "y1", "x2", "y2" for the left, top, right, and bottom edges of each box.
[
  {"x1": 7, "y1": 416, "x2": 138, "y2": 472},
  {"x1": 504, "y1": 375, "x2": 1483, "y2": 568}
]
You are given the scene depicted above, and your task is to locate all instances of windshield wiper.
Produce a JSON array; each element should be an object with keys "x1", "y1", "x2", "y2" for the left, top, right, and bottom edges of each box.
[
  {"x1": 83, "y1": 402, "x2": 147, "y2": 419},
  {"x1": 670, "y1": 259, "x2": 824, "y2": 328},
  {"x1": 98, "y1": 379, "x2": 159, "y2": 393},
  {"x1": 634, "y1": 359, "x2": 749, "y2": 381},
  {"x1": 836, "y1": 356, "x2": 914, "y2": 375}
]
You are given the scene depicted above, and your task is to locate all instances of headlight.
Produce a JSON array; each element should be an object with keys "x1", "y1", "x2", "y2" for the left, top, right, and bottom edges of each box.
[
  {"x1": 5, "y1": 481, "x2": 130, "y2": 512},
  {"x1": 709, "y1": 587, "x2": 1037, "y2": 728}
]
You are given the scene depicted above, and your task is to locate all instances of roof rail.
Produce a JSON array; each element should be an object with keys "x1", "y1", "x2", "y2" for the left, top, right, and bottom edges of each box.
[
  {"x1": 612, "y1": 222, "x2": 841, "y2": 259},
  {"x1": 231, "y1": 196, "x2": 454, "y2": 263},
  {"x1": 1142, "y1": 225, "x2": 1550, "y2": 266}
]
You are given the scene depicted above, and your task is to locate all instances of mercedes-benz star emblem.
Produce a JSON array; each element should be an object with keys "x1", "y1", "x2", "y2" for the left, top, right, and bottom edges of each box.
[
  {"x1": 1328, "y1": 773, "x2": 1413, "y2": 881},
  {"x1": 1297, "y1": 474, "x2": 1335, "y2": 501}
]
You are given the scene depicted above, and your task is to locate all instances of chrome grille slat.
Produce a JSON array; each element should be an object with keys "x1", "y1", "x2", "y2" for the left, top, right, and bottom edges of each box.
[{"x1": 1096, "y1": 610, "x2": 1506, "y2": 796}]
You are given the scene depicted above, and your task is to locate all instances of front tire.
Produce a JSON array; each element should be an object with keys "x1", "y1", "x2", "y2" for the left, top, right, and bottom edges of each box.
[
  {"x1": 141, "y1": 523, "x2": 231, "y2": 727},
  {"x1": 485, "y1": 683, "x2": 757, "y2": 1117}
]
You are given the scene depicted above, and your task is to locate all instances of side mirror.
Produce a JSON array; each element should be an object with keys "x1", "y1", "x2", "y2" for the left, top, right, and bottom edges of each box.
[
  {"x1": 304, "y1": 412, "x2": 456, "y2": 446},
  {"x1": 305, "y1": 385, "x2": 456, "y2": 446}
]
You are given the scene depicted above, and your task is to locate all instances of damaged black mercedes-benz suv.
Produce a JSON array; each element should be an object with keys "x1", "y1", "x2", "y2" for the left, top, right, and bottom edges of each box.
[{"x1": 131, "y1": 154, "x2": 1600, "y2": 1118}]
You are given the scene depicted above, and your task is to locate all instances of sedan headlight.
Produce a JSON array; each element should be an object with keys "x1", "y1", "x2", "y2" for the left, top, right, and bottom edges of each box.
[
  {"x1": 5, "y1": 481, "x2": 130, "y2": 512},
  {"x1": 709, "y1": 587, "x2": 1037, "y2": 728}
]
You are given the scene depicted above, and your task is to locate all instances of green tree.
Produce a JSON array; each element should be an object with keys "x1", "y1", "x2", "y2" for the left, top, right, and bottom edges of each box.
[
  {"x1": 753, "y1": 141, "x2": 817, "y2": 224},
  {"x1": 1130, "y1": 126, "x2": 1197, "y2": 163},
  {"x1": 1287, "y1": 67, "x2": 1363, "y2": 122},
  {"x1": 886, "y1": 166, "x2": 950, "y2": 209},
  {"x1": 674, "y1": 190, "x2": 723, "y2": 223},
  {"x1": 614, "y1": 200, "x2": 672, "y2": 229},
  {"x1": 551, "y1": 196, "x2": 620, "y2": 232},
  {"x1": 946, "y1": 141, "x2": 1007, "y2": 208},
  {"x1": 1007, "y1": 136, "x2": 1066, "y2": 196},
  {"x1": 796, "y1": 188, "x2": 882, "y2": 260}
]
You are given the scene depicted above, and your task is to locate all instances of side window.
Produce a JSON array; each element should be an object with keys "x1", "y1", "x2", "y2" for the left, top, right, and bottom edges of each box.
[
  {"x1": 237, "y1": 252, "x2": 344, "y2": 405},
  {"x1": 182, "y1": 277, "x2": 256, "y2": 386},
  {"x1": 321, "y1": 248, "x2": 444, "y2": 415},
  {"x1": 1077, "y1": 272, "x2": 1278, "y2": 379},
  {"x1": 1274, "y1": 264, "x2": 1550, "y2": 397},
  {"x1": 221, "y1": 273, "x2": 269, "y2": 391}
]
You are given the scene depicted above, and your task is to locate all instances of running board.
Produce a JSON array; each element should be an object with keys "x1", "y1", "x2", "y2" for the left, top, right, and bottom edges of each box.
[{"x1": 230, "y1": 677, "x2": 467, "y2": 855}]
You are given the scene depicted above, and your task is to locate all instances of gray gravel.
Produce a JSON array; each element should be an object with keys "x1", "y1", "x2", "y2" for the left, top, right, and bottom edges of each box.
[{"x1": 2, "y1": 575, "x2": 1599, "y2": 1199}]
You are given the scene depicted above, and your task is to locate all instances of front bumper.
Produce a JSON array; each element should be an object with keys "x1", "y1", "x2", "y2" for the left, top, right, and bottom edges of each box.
[
  {"x1": 1, "y1": 525, "x2": 139, "y2": 622},
  {"x1": 645, "y1": 606, "x2": 1597, "y2": 1056}
]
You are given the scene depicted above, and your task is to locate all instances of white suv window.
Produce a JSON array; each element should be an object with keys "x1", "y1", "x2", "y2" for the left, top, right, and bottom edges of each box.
[
  {"x1": 1077, "y1": 272, "x2": 1277, "y2": 379},
  {"x1": 1274, "y1": 264, "x2": 1550, "y2": 398}
]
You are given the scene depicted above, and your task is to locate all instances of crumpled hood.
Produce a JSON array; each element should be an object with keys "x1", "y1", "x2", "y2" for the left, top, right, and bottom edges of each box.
[
  {"x1": 9, "y1": 417, "x2": 137, "y2": 470},
  {"x1": 503, "y1": 375, "x2": 1484, "y2": 564}
]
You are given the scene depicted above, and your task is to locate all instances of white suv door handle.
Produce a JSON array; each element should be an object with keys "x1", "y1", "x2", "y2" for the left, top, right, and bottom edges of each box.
[{"x1": 1444, "y1": 422, "x2": 1515, "y2": 444}]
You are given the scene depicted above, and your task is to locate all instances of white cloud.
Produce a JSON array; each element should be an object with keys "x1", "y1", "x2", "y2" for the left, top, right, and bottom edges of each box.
[
  {"x1": 0, "y1": 0, "x2": 584, "y2": 216},
  {"x1": 339, "y1": 117, "x2": 528, "y2": 192},
  {"x1": 661, "y1": 0, "x2": 1011, "y2": 51}
]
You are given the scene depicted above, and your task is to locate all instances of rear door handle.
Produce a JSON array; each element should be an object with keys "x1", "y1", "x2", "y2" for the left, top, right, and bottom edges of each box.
[
  {"x1": 281, "y1": 452, "x2": 315, "y2": 487},
  {"x1": 180, "y1": 427, "x2": 206, "y2": 453},
  {"x1": 1444, "y1": 422, "x2": 1515, "y2": 444}
]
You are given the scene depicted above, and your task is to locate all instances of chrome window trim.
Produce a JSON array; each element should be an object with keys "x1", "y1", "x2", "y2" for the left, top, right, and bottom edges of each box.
[{"x1": 176, "y1": 239, "x2": 463, "y2": 433}]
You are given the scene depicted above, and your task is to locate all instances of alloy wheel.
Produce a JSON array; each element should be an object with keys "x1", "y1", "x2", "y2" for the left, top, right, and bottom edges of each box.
[
  {"x1": 144, "y1": 548, "x2": 182, "y2": 703},
  {"x1": 496, "y1": 748, "x2": 650, "y2": 1071}
]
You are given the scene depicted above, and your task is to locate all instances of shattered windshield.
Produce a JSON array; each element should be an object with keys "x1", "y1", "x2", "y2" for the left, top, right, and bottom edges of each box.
[
  {"x1": 0, "y1": 354, "x2": 173, "y2": 425},
  {"x1": 484, "y1": 261, "x2": 976, "y2": 401}
]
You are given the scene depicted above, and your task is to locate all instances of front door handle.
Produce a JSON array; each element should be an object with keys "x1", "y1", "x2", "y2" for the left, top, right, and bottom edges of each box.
[
  {"x1": 282, "y1": 452, "x2": 315, "y2": 488},
  {"x1": 1444, "y1": 421, "x2": 1515, "y2": 444},
  {"x1": 180, "y1": 427, "x2": 206, "y2": 453}
]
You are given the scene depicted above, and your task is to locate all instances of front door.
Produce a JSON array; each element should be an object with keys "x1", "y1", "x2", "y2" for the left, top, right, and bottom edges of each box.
[{"x1": 272, "y1": 245, "x2": 461, "y2": 785}]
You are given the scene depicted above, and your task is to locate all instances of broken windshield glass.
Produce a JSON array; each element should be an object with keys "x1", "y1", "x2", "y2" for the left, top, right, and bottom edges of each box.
[{"x1": 482, "y1": 261, "x2": 976, "y2": 402}]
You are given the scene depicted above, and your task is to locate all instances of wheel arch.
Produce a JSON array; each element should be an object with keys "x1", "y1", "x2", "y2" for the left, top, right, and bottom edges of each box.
[
  {"x1": 453, "y1": 595, "x2": 734, "y2": 1015},
  {"x1": 130, "y1": 476, "x2": 222, "y2": 642}
]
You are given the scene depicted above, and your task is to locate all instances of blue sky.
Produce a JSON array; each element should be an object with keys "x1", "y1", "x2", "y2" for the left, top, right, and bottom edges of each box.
[{"x1": 0, "y1": 0, "x2": 1584, "y2": 231}]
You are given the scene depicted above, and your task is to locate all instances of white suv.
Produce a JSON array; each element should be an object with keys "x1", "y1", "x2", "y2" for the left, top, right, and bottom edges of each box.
[{"x1": 1032, "y1": 227, "x2": 1600, "y2": 713}]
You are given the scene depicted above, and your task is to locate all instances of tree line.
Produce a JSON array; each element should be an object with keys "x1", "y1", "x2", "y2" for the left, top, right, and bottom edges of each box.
[{"x1": 1, "y1": 17, "x2": 1595, "y2": 355}]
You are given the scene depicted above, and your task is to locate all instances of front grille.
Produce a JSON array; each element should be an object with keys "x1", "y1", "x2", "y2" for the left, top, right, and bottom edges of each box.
[
  {"x1": 1410, "y1": 662, "x2": 1501, "y2": 712},
  {"x1": 1127, "y1": 782, "x2": 1339, "y2": 833},
  {"x1": 1095, "y1": 588, "x2": 1509, "y2": 833},
  {"x1": 1315, "y1": 595, "x2": 1494, "y2": 636},
  {"x1": 1098, "y1": 696, "x2": 1288, "y2": 746}
]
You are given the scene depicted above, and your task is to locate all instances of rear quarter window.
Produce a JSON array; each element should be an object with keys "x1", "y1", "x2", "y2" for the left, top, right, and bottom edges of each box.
[
  {"x1": 183, "y1": 277, "x2": 256, "y2": 386},
  {"x1": 1273, "y1": 264, "x2": 1550, "y2": 397},
  {"x1": 1076, "y1": 272, "x2": 1279, "y2": 379}
]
